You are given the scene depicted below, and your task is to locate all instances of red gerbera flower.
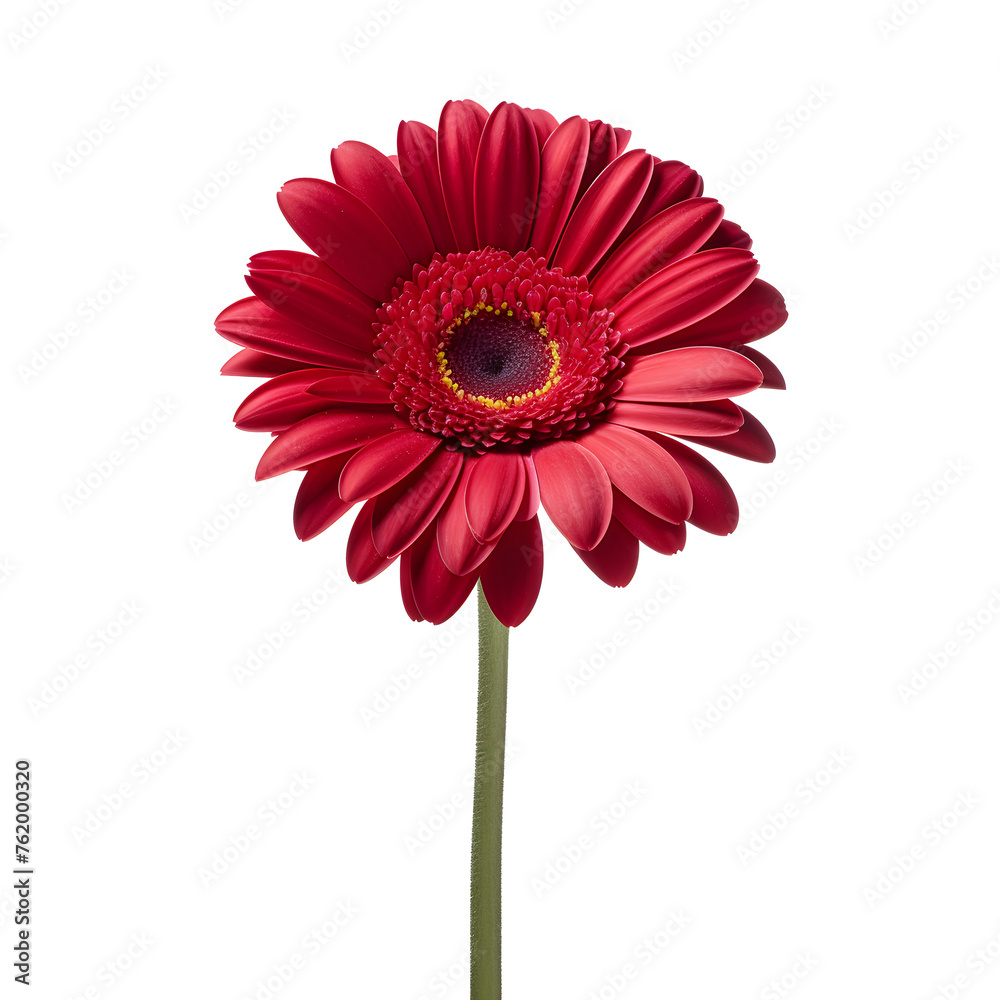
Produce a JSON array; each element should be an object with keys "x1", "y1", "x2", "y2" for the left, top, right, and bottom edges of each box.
[{"x1": 216, "y1": 100, "x2": 787, "y2": 627}]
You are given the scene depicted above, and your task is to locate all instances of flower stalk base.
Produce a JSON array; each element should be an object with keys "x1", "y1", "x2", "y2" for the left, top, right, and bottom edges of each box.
[{"x1": 470, "y1": 582, "x2": 509, "y2": 1000}]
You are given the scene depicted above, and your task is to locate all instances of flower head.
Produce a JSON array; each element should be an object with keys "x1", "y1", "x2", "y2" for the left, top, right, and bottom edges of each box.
[{"x1": 217, "y1": 101, "x2": 787, "y2": 626}]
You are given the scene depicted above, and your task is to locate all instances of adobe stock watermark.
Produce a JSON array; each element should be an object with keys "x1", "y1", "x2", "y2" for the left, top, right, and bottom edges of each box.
[
  {"x1": 713, "y1": 85, "x2": 834, "y2": 199},
  {"x1": 52, "y1": 66, "x2": 169, "y2": 180},
  {"x1": 404, "y1": 743, "x2": 520, "y2": 857},
  {"x1": 7, "y1": 0, "x2": 73, "y2": 53},
  {"x1": 853, "y1": 459, "x2": 969, "y2": 574},
  {"x1": 0, "y1": 890, "x2": 19, "y2": 930},
  {"x1": 341, "y1": 0, "x2": 409, "y2": 62},
  {"x1": 177, "y1": 106, "x2": 295, "y2": 223},
  {"x1": 27, "y1": 601, "x2": 143, "y2": 717},
  {"x1": 736, "y1": 750, "x2": 853, "y2": 864},
  {"x1": 71, "y1": 731, "x2": 189, "y2": 845},
  {"x1": 564, "y1": 580, "x2": 681, "y2": 695},
  {"x1": 412, "y1": 952, "x2": 469, "y2": 1000},
  {"x1": 877, "y1": 0, "x2": 935, "y2": 40},
  {"x1": 691, "y1": 619, "x2": 809, "y2": 735},
  {"x1": 924, "y1": 922, "x2": 1000, "y2": 1000},
  {"x1": 68, "y1": 933, "x2": 153, "y2": 999},
  {"x1": 188, "y1": 474, "x2": 268, "y2": 555},
  {"x1": 672, "y1": 0, "x2": 756, "y2": 72},
  {"x1": 198, "y1": 771, "x2": 317, "y2": 887},
  {"x1": 17, "y1": 268, "x2": 134, "y2": 384},
  {"x1": 468, "y1": 73, "x2": 501, "y2": 105},
  {"x1": 358, "y1": 607, "x2": 474, "y2": 726},
  {"x1": 759, "y1": 953, "x2": 820, "y2": 1000},
  {"x1": 863, "y1": 791, "x2": 979, "y2": 908},
  {"x1": 741, "y1": 416, "x2": 842, "y2": 522},
  {"x1": 843, "y1": 127, "x2": 959, "y2": 244},
  {"x1": 237, "y1": 902, "x2": 359, "y2": 1000},
  {"x1": 544, "y1": 0, "x2": 591, "y2": 29},
  {"x1": 213, "y1": 0, "x2": 250, "y2": 18},
  {"x1": 231, "y1": 567, "x2": 350, "y2": 684},
  {"x1": 61, "y1": 397, "x2": 179, "y2": 513},
  {"x1": 584, "y1": 910, "x2": 692, "y2": 1000},
  {"x1": 531, "y1": 782, "x2": 646, "y2": 897},
  {"x1": 896, "y1": 587, "x2": 1000, "y2": 705},
  {"x1": 887, "y1": 254, "x2": 998, "y2": 371},
  {"x1": 0, "y1": 556, "x2": 16, "y2": 588}
]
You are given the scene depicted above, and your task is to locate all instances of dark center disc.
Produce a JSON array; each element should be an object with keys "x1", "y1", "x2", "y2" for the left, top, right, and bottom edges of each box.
[{"x1": 444, "y1": 312, "x2": 552, "y2": 399}]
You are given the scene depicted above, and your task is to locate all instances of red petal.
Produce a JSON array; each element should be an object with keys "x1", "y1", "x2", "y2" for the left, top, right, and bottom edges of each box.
[
  {"x1": 370, "y1": 450, "x2": 463, "y2": 558},
  {"x1": 613, "y1": 160, "x2": 704, "y2": 247},
  {"x1": 529, "y1": 116, "x2": 591, "y2": 261},
  {"x1": 293, "y1": 452, "x2": 357, "y2": 541},
  {"x1": 614, "y1": 249, "x2": 760, "y2": 349},
  {"x1": 579, "y1": 423, "x2": 693, "y2": 523},
  {"x1": 612, "y1": 489, "x2": 686, "y2": 554},
  {"x1": 655, "y1": 437, "x2": 739, "y2": 535},
  {"x1": 234, "y1": 369, "x2": 337, "y2": 431},
  {"x1": 438, "y1": 100, "x2": 489, "y2": 252},
  {"x1": 256, "y1": 409, "x2": 407, "y2": 480},
  {"x1": 248, "y1": 249, "x2": 364, "y2": 293},
  {"x1": 221, "y1": 349, "x2": 311, "y2": 378},
  {"x1": 338, "y1": 430, "x2": 442, "y2": 503},
  {"x1": 436, "y1": 463, "x2": 496, "y2": 576},
  {"x1": 516, "y1": 454, "x2": 539, "y2": 521},
  {"x1": 247, "y1": 255, "x2": 376, "y2": 334},
  {"x1": 215, "y1": 297, "x2": 374, "y2": 369},
  {"x1": 397, "y1": 120, "x2": 457, "y2": 253},
  {"x1": 653, "y1": 279, "x2": 787, "y2": 351},
  {"x1": 331, "y1": 140, "x2": 435, "y2": 265},
  {"x1": 735, "y1": 346, "x2": 785, "y2": 389},
  {"x1": 702, "y1": 218, "x2": 752, "y2": 250},
  {"x1": 245, "y1": 270, "x2": 375, "y2": 353},
  {"x1": 399, "y1": 549, "x2": 422, "y2": 621},
  {"x1": 573, "y1": 516, "x2": 639, "y2": 587},
  {"x1": 474, "y1": 102, "x2": 540, "y2": 253},
  {"x1": 533, "y1": 440, "x2": 613, "y2": 551},
  {"x1": 607, "y1": 398, "x2": 744, "y2": 437},
  {"x1": 480, "y1": 517, "x2": 544, "y2": 627},
  {"x1": 406, "y1": 526, "x2": 479, "y2": 625},
  {"x1": 679, "y1": 406, "x2": 776, "y2": 463},
  {"x1": 306, "y1": 373, "x2": 392, "y2": 404},
  {"x1": 619, "y1": 347, "x2": 763, "y2": 403},
  {"x1": 553, "y1": 149, "x2": 654, "y2": 277},
  {"x1": 524, "y1": 107, "x2": 559, "y2": 148},
  {"x1": 277, "y1": 178, "x2": 411, "y2": 301},
  {"x1": 464, "y1": 451, "x2": 526, "y2": 542},
  {"x1": 577, "y1": 121, "x2": 619, "y2": 201},
  {"x1": 346, "y1": 500, "x2": 396, "y2": 583},
  {"x1": 590, "y1": 198, "x2": 725, "y2": 307}
]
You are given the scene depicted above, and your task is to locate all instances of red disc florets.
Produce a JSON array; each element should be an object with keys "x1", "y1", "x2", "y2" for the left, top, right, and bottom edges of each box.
[{"x1": 375, "y1": 248, "x2": 624, "y2": 451}]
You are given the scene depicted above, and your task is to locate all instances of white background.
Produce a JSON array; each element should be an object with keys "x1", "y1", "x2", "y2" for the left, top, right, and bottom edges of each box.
[{"x1": 3, "y1": 0, "x2": 999, "y2": 997}]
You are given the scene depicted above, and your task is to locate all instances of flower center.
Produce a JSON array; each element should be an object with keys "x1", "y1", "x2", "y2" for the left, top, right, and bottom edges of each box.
[
  {"x1": 437, "y1": 304, "x2": 560, "y2": 409},
  {"x1": 374, "y1": 248, "x2": 624, "y2": 452}
]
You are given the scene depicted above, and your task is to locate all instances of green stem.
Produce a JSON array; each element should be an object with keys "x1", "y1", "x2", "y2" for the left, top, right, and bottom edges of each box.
[{"x1": 470, "y1": 582, "x2": 509, "y2": 1000}]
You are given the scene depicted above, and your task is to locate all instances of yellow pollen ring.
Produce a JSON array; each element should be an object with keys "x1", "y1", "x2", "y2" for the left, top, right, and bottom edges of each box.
[{"x1": 436, "y1": 302, "x2": 561, "y2": 411}]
